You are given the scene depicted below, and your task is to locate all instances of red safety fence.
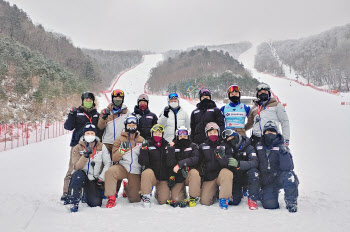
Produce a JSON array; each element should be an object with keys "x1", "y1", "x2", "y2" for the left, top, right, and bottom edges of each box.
[
  {"x1": 269, "y1": 74, "x2": 339, "y2": 95},
  {"x1": 0, "y1": 121, "x2": 70, "y2": 152}
]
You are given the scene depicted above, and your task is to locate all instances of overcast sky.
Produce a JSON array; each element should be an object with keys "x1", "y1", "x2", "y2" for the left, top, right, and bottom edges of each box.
[{"x1": 7, "y1": 0, "x2": 350, "y2": 52}]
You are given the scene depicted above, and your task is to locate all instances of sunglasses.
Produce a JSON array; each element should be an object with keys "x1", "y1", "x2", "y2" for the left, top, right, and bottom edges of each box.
[
  {"x1": 168, "y1": 93, "x2": 179, "y2": 99},
  {"x1": 152, "y1": 125, "x2": 165, "y2": 132},
  {"x1": 227, "y1": 85, "x2": 240, "y2": 93},
  {"x1": 221, "y1": 129, "x2": 235, "y2": 139},
  {"x1": 112, "y1": 90, "x2": 124, "y2": 97},
  {"x1": 177, "y1": 129, "x2": 189, "y2": 136}
]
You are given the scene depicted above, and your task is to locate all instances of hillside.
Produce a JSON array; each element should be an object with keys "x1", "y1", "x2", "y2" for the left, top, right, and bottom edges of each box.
[
  {"x1": 0, "y1": 37, "x2": 83, "y2": 123},
  {"x1": 82, "y1": 49, "x2": 143, "y2": 88},
  {"x1": 146, "y1": 48, "x2": 258, "y2": 99},
  {"x1": 254, "y1": 24, "x2": 350, "y2": 91}
]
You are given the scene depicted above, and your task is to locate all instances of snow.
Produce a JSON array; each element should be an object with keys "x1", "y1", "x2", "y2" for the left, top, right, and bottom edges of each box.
[{"x1": 1, "y1": 51, "x2": 350, "y2": 232}]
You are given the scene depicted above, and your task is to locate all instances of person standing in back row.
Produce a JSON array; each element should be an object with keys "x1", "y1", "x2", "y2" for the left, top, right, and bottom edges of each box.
[
  {"x1": 132, "y1": 94, "x2": 158, "y2": 140},
  {"x1": 98, "y1": 89, "x2": 131, "y2": 155},
  {"x1": 221, "y1": 85, "x2": 250, "y2": 136},
  {"x1": 245, "y1": 83, "x2": 290, "y2": 147},
  {"x1": 158, "y1": 93, "x2": 190, "y2": 143},
  {"x1": 190, "y1": 89, "x2": 225, "y2": 144},
  {"x1": 62, "y1": 92, "x2": 99, "y2": 202}
]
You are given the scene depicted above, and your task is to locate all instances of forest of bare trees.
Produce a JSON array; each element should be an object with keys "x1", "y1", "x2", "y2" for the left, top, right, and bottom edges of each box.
[{"x1": 255, "y1": 24, "x2": 350, "y2": 91}]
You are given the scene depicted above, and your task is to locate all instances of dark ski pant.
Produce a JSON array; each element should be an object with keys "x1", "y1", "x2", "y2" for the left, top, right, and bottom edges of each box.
[
  {"x1": 70, "y1": 170, "x2": 103, "y2": 207},
  {"x1": 261, "y1": 171, "x2": 299, "y2": 209},
  {"x1": 230, "y1": 168, "x2": 260, "y2": 205}
]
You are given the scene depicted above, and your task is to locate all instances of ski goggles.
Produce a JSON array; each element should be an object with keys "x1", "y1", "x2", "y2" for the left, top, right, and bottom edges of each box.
[
  {"x1": 227, "y1": 85, "x2": 240, "y2": 93},
  {"x1": 112, "y1": 89, "x2": 124, "y2": 97},
  {"x1": 151, "y1": 124, "x2": 165, "y2": 133},
  {"x1": 168, "y1": 93, "x2": 179, "y2": 99},
  {"x1": 221, "y1": 129, "x2": 237, "y2": 140},
  {"x1": 85, "y1": 124, "x2": 96, "y2": 129},
  {"x1": 200, "y1": 89, "x2": 211, "y2": 96},
  {"x1": 125, "y1": 117, "x2": 138, "y2": 125},
  {"x1": 256, "y1": 83, "x2": 270, "y2": 92},
  {"x1": 138, "y1": 94, "x2": 149, "y2": 101},
  {"x1": 177, "y1": 129, "x2": 189, "y2": 136}
]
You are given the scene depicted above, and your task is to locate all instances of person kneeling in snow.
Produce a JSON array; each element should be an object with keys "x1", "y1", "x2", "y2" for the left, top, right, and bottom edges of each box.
[
  {"x1": 69, "y1": 123, "x2": 112, "y2": 212},
  {"x1": 139, "y1": 124, "x2": 170, "y2": 207},
  {"x1": 199, "y1": 122, "x2": 233, "y2": 210},
  {"x1": 221, "y1": 128, "x2": 260, "y2": 210},
  {"x1": 166, "y1": 126, "x2": 201, "y2": 207},
  {"x1": 255, "y1": 121, "x2": 299, "y2": 213},
  {"x1": 104, "y1": 116, "x2": 144, "y2": 208}
]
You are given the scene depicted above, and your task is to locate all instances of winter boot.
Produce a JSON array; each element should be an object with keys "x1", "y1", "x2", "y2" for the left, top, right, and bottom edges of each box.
[
  {"x1": 122, "y1": 180, "x2": 128, "y2": 198},
  {"x1": 167, "y1": 200, "x2": 178, "y2": 207},
  {"x1": 106, "y1": 195, "x2": 116, "y2": 208},
  {"x1": 248, "y1": 199, "x2": 258, "y2": 210},
  {"x1": 286, "y1": 202, "x2": 298, "y2": 213},
  {"x1": 70, "y1": 202, "x2": 79, "y2": 213},
  {"x1": 189, "y1": 197, "x2": 197, "y2": 207},
  {"x1": 64, "y1": 194, "x2": 73, "y2": 205},
  {"x1": 219, "y1": 198, "x2": 229, "y2": 210},
  {"x1": 142, "y1": 194, "x2": 151, "y2": 208},
  {"x1": 60, "y1": 194, "x2": 68, "y2": 202}
]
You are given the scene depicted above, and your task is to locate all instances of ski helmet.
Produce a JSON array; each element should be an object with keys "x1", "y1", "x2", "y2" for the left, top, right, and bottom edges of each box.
[
  {"x1": 81, "y1": 92, "x2": 95, "y2": 104},
  {"x1": 150, "y1": 124, "x2": 165, "y2": 137},
  {"x1": 199, "y1": 88, "x2": 211, "y2": 100},
  {"x1": 256, "y1": 83, "x2": 271, "y2": 97},
  {"x1": 176, "y1": 126, "x2": 191, "y2": 137},
  {"x1": 227, "y1": 85, "x2": 240, "y2": 102},
  {"x1": 205, "y1": 122, "x2": 220, "y2": 136},
  {"x1": 263, "y1": 121, "x2": 278, "y2": 134},
  {"x1": 124, "y1": 116, "x2": 138, "y2": 134},
  {"x1": 138, "y1": 94, "x2": 149, "y2": 104},
  {"x1": 168, "y1": 93, "x2": 179, "y2": 100}
]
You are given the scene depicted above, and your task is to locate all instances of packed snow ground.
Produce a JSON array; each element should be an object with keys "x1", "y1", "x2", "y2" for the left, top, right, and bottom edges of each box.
[{"x1": 1, "y1": 51, "x2": 350, "y2": 232}]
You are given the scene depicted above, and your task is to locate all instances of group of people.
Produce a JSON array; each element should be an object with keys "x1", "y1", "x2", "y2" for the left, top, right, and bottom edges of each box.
[{"x1": 61, "y1": 83, "x2": 299, "y2": 213}]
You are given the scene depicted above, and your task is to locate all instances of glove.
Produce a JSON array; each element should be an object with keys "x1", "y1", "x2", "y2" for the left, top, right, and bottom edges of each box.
[
  {"x1": 215, "y1": 146, "x2": 226, "y2": 159},
  {"x1": 168, "y1": 176, "x2": 176, "y2": 189},
  {"x1": 135, "y1": 114, "x2": 142, "y2": 120},
  {"x1": 97, "y1": 179, "x2": 104, "y2": 186},
  {"x1": 228, "y1": 157, "x2": 239, "y2": 168},
  {"x1": 83, "y1": 147, "x2": 93, "y2": 158},
  {"x1": 141, "y1": 139, "x2": 149, "y2": 149},
  {"x1": 163, "y1": 106, "x2": 170, "y2": 118},
  {"x1": 284, "y1": 139, "x2": 289, "y2": 146},
  {"x1": 101, "y1": 108, "x2": 111, "y2": 120},
  {"x1": 69, "y1": 107, "x2": 77, "y2": 116},
  {"x1": 119, "y1": 142, "x2": 129, "y2": 154},
  {"x1": 181, "y1": 166, "x2": 189, "y2": 179}
]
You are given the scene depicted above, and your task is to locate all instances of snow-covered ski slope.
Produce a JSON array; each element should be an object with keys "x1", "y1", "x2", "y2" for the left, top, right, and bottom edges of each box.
[{"x1": 1, "y1": 51, "x2": 350, "y2": 232}]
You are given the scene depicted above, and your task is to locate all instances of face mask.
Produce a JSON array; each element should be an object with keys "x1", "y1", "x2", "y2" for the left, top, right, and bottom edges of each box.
[
  {"x1": 153, "y1": 136, "x2": 162, "y2": 143},
  {"x1": 208, "y1": 135, "x2": 218, "y2": 142},
  {"x1": 258, "y1": 93, "x2": 269, "y2": 102},
  {"x1": 113, "y1": 99, "x2": 123, "y2": 107},
  {"x1": 229, "y1": 96, "x2": 240, "y2": 103},
  {"x1": 177, "y1": 138, "x2": 190, "y2": 148},
  {"x1": 84, "y1": 135, "x2": 96, "y2": 143},
  {"x1": 169, "y1": 102, "x2": 179, "y2": 109},
  {"x1": 126, "y1": 127, "x2": 137, "y2": 134},
  {"x1": 139, "y1": 105, "x2": 147, "y2": 111},
  {"x1": 83, "y1": 100, "x2": 93, "y2": 109},
  {"x1": 263, "y1": 133, "x2": 277, "y2": 147}
]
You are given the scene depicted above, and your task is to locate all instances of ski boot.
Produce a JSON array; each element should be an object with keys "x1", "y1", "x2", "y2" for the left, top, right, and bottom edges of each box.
[
  {"x1": 248, "y1": 199, "x2": 258, "y2": 210},
  {"x1": 219, "y1": 198, "x2": 229, "y2": 210},
  {"x1": 167, "y1": 200, "x2": 179, "y2": 207},
  {"x1": 122, "y1": 180, "x2": 128, "y2": 198},
  {"x1": 106, "y1": 195, "x2": 116, "y2": 208},
  {"x1": 60, "y1": 194, "x2": 68, "y2": 202},
  {"x1": 179, "y1": 200, "x2": 189, "y2": 208}
]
